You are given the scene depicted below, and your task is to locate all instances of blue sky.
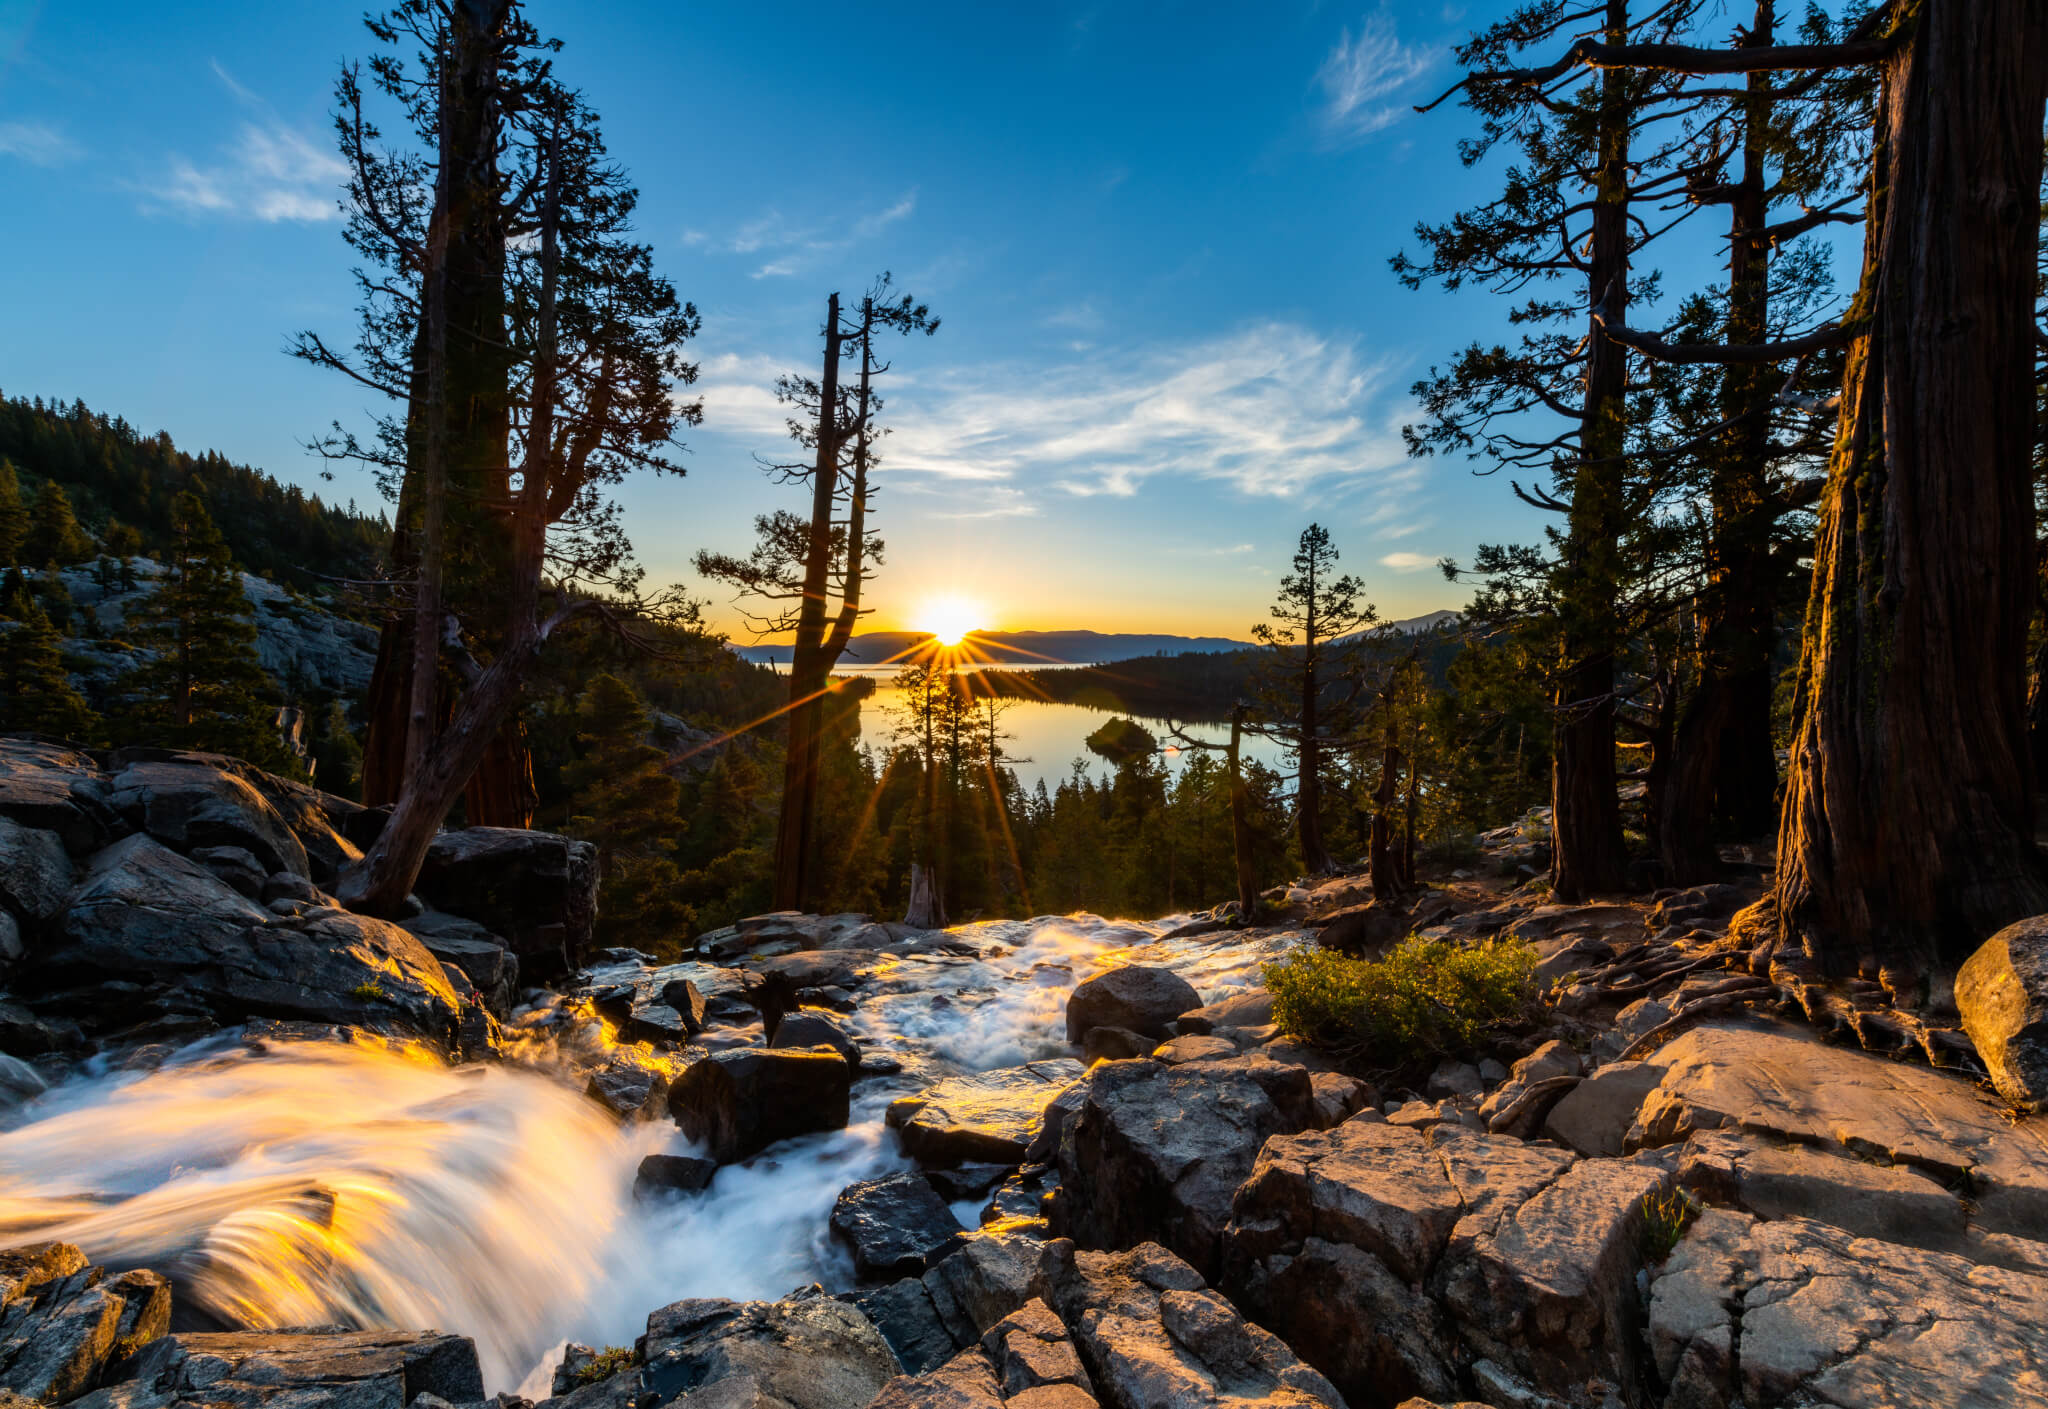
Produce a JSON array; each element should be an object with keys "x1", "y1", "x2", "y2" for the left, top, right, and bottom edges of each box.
[{"x1": 0, "y1": 0, "x2": 1778, "y2": 639}]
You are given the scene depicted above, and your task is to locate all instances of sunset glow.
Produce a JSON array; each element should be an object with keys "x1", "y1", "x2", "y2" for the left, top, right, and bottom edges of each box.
[{"x1": 919, "y1": 596, "x2": 983, "y2": 647}]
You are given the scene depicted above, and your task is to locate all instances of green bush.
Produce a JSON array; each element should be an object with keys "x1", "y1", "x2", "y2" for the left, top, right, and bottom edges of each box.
[
  {"x1": 1264, "y1": 935, "x2": 1538, "y2": 1064},
  {"x1": 576, "y1": 1347, "x2": 636, "y2": 1386},
  {"x1": 350, "y1": 982, "x2": 387, "y2": 1003}
]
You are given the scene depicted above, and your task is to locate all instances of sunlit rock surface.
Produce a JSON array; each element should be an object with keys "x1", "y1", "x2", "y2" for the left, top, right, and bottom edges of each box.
[{"x1": 888, "y1": 1061, "x2": 1085, "y2": 1168}]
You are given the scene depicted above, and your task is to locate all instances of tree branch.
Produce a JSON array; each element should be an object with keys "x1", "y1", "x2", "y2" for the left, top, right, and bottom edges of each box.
[{"x1": 1596, "y1": 314, "x2": 1848, "y2": 365}]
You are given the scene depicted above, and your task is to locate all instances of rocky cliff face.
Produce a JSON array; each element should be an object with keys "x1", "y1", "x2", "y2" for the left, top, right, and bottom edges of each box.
[{"x1": 48, "y1": 559, "x2": 378, "y2": 698}]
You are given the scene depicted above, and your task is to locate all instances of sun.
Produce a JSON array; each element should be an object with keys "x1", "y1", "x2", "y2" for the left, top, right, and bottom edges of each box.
[{"x1": 919, "y1": 596, "x2": 982, "y2": 647}]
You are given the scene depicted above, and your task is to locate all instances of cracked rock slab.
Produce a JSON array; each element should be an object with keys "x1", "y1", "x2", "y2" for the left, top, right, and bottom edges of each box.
[
  {"x1": 1050, "y1": 1058, "x2": 1314, "y2": 1281},
  {"x1": 1625, "y1": 1019, "x2": 2048, "y2": 1243},
  {"x1": 1648, "y1": 1207, "x2": 2048, "y2": 1408},
  {"x1": 1032, "y1": 1240, "x2": 1342, "y2": 1409},
  {"x1": 1221, "y1": 1120, "x2": 1592, "y2": 1407}
]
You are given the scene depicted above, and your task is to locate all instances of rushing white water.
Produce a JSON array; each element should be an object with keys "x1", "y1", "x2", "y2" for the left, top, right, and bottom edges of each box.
[{"x1": 0, "y1": 915, "x2": 1295, "y2": 1394}]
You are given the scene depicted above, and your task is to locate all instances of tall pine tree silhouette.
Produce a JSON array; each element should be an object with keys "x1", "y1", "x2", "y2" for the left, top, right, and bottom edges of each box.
[
  {"x1": 0, "y1": 568, "x2": 99, "y2": 740},
  {"x1": 121, "y1": 490, "x2": 284, "y2": 768},
  {"x1": 0, "y1": 462, "x2": 27, "y2": 566},
  {"x1": 24, "y1": 481, "x2": 92, "y2": 566},
  {"x1": 562, "y1": 674, "x2": 692, "y2": 953}
]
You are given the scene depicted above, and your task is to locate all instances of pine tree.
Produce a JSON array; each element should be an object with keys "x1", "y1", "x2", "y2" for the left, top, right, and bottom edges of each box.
[
  {"x1": 1249, "y1": 524, "x2": 1376, "y2": 875},
  {"x1": 563, "y1": 674, "x2": 693, "y2": 953},
  {"x1": 35, "y1": 562, "x2": 74, "y2": 634},
  {"x1": 0, "y1": 461, "x2": 26, "y2": 566},
  {"x1": 24, "y1": 481, "x2": 92, "y2": 566},
  {"x1": 120, "y1": 491, "x2": 282, "y2": 766},
  {"x1": 0, "y1": 570, "x2": 99, "y2": 741},
  {"x1": 312, "y1": 700, "x2": 365, "y2": 798},
  {"x1": 101, "y1": 519, "x2": 143, "y2": 591}
]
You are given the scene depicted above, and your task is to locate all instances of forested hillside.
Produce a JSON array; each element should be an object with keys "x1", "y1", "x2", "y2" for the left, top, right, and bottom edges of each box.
[{"x1": 0, "y1": 392, "x2": 388, "y2": 584}]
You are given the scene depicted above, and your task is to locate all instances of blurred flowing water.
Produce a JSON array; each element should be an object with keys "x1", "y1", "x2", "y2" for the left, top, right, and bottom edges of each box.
[{"x1": 0, "y1": 916, "x2": 1296, "y2": 1393}]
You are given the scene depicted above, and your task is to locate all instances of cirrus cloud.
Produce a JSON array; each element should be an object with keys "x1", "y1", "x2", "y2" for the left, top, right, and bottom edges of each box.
[
  {"x1": 141, "y1": 63, "x2": 347, "y2": 223},
  {"x1": 694, "y1": 321, "x2": 1424, "y2": 517},
  {"x1": 0, "y1": 120, "x2": 82, "y2": 168},
  {"x1": 1316, "y1": 10, "x2": 1435, "y2": 147}
]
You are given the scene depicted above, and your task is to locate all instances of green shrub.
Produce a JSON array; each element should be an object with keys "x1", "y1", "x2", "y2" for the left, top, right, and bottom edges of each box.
[
  {"x1": 576, "y1": 1346, "x2": 636, "y2": 1386},
  {"x1": 350, "y1": 981, "x2": 387, "y2": 1003},
  {"x1": 1264, "y1": 935, "x2": 1538, "y2": 1064}
]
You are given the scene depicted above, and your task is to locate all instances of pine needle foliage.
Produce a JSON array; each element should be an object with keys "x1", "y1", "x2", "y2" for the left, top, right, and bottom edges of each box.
[
  {"x1": 0, "y1": 568, "x2": 100, "y2": 740},
  {"x1": 119, "y1": 490, "x2": 285, "y2": 768},
  {"x1": 563, "y1": 673, "x2": 694, "y2": 954}
]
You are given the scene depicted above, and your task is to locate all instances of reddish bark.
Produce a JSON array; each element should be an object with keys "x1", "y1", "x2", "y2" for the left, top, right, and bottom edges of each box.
[{"x1": 1772, "y1": 0, "x2": 2048, "y2": 987}]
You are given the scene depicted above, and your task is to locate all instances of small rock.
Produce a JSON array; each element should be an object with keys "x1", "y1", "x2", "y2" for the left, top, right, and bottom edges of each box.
[
  {"x1": 413, "y1": 826, "x2": 599, "y2": 979},
  {"x1": 1309, "y1": 1072, "x2": 1373, "y2": 1129},
  {"x1": 1315, "y1": 900, "x2": 1412, "y2": 957},
  {"x1": 1614, "y1": 996, "x2": 1675, "y2": 1042},
  {"x1": 1958, "y1": 916, "x2": 2048, "y2": 1111},
  {"x1": 551, "y1": 1342, "x2": 600, "y2": 1395},
  {"x1": 669, "y1": 1048, "x2": 852, "y2": 1163},
  {"x1": 1080, "y1": 1026, "x2": 1153, "y2": 1062},
  {"x1": 1033, "y1": 1241, "x2": 1342, "y2": 1408},
  {"x1": 982, "y1": 1167, "x2": 1058, "y2": 1236},
  {"x1": 1386, "y1": 1100, "x2": 1444, "y2": 1130},
  {"x1": 926, "y1": 1164, "x2": 1013, "y2": 1202},
  {"x1": 1151, "y1": 1034, "x2": 1236, "y2": 1064},
  {"x1": 1426, "y1": 1061, "x2": 1483, "y2": 1100},
  {"x1": 1064, "y1": 966, "x2": 1200, "y2": 1043},
  {"x1": 1510, "y1": 1039, "x2": 1581, "y2": 1083},
  {"x1": 1174, "y1": 990, "x2": 1274, "y2": 1036},
  {"x1": 831, "y1": 1174, "x2": 966, "y2": 1282},
  {"x1": 923, "y1": 1232, "x2": 1039, "y2": 1342},
  {"x1": 772, "y1": 1010, "x2": 861, "y2": 1065},
  {"x1": 1541, "y1": 1060, "x2": 1667, "y2": 1158},
  {"x1": 635, "y1": 1154, "x2": 718, "y2": 1199},
  {"x1": 661, "y1": 978, "x2": 708, "y2": 1031},
  {"x1": 585, "y1": 1061, "x2": 671, "y2": 1122}
]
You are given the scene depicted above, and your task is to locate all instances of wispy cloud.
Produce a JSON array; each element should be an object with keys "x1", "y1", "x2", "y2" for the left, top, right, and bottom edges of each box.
[
  {"x1": 686, "y1": 190, "x2": 920, "y2": 279},
  {"x1": 1380, "y1": 551, "x2": 1437, "y2": 571},
  {"x1": 928, "y1": 487, "x2": 1042, "y2": 520},
  {"x1": 0, "y1": 120, "x2": 82, "y2": 168},
  {"x1": 1316, "y1": 11, "x2": 1434, "y2": 147},
  {"x1": 1042, "y1": 302, "x2": 1104, "y2": 332},
  {"x1": 694, "y1": 324, "x2": 1423, "y2": 532},
  {"x1": 851, "y1": 193, "x2": 917, "y2": 241},
  {"x1": 885, "y1": 323, "x2": 1411, "y2": 500},
  {"x1": 143, "y1": 64, "x2": 346, "y2": 222}
]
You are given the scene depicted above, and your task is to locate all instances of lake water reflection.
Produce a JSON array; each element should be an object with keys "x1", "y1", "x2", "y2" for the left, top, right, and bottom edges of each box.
[{"x1": 823, "y1": 664, "x2": 1294, "y2": 794}]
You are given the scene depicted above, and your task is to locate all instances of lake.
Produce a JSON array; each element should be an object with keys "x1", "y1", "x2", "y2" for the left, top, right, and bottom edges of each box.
[{"x1": 820, "y1": 664, "x2": 1296, "y2": 794}]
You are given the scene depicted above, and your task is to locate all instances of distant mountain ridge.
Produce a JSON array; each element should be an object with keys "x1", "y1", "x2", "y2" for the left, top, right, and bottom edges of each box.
[
  {"x1": 731, "y1": 629, "x2": 1250, "y2": 667},
  {"x1": 730, "y1": 612, "x2": 1461, "y2": 667}
]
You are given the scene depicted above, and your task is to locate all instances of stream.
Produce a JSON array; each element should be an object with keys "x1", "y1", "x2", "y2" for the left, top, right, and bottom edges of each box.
[{"x1": 0, "y1": 915, "x2": 1300, "y2": 1395}]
